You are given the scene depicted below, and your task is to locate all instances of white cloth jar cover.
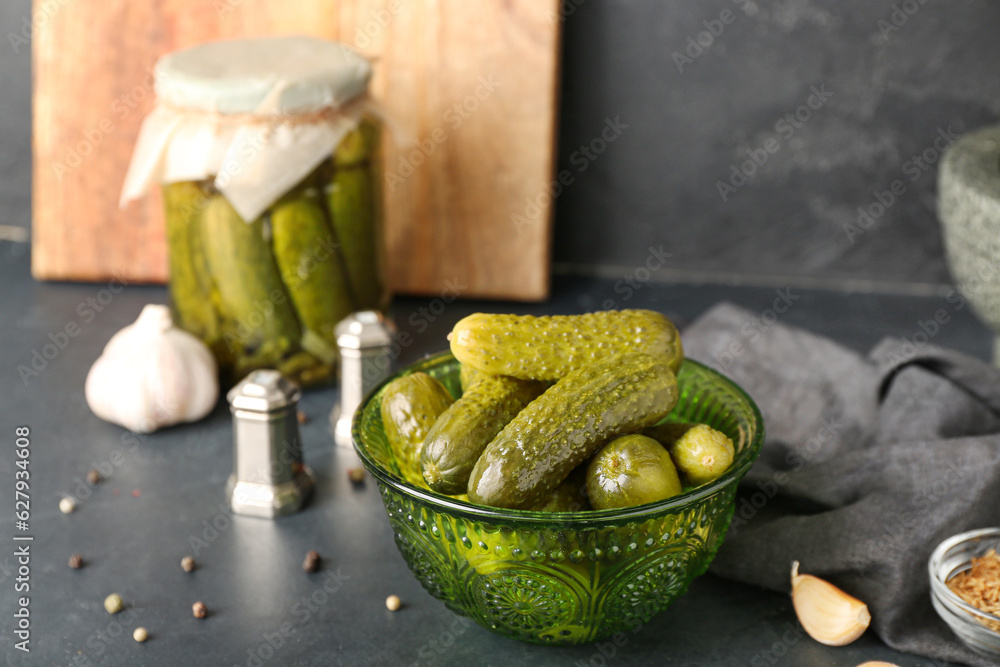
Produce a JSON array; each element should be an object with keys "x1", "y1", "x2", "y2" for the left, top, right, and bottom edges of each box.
[{"x1": 120, "y1": 35, "x2": 376, "y2": 223}]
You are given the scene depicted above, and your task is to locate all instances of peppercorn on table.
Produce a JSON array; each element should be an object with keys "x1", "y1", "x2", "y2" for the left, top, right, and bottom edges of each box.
[{"x1": 0, "y1": 243, "x2": 983, "y2": 666}]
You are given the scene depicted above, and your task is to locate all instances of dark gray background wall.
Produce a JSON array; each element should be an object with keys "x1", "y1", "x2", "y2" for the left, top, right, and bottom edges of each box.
[
  {"x1": 553, "y1": 0, "x2": 999, "y2": 291},
  {"x1": 0, "y1": 0, "x2": 31, "y2": 235},
  {"x1": 4, "y1": 0, "x2": 998, "y2": 291}
]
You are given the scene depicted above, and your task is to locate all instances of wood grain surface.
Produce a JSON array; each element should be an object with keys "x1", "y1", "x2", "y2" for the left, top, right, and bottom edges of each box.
[{"x1": 32, "y1": 0, "x2": 560, "y2": 300}]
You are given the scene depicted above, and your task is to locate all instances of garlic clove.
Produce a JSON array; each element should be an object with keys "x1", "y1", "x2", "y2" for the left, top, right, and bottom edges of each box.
[{"x1": 790, "y1": 560, "x2": 871, "y2": 646}]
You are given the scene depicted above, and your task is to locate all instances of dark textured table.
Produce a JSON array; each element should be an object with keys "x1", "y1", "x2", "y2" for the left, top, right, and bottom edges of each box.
[{"x1": 0, "y1": 240, "x2": 989, "y2": 666}]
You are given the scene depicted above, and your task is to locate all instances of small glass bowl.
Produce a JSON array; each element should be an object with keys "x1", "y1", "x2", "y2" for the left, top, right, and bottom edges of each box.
[
  {"x1": 353, "y1": 351, "x2": 765, "y2": 645},
  {"x1": 928, "y1": 527, "x2": 1000, "y2": 658}
]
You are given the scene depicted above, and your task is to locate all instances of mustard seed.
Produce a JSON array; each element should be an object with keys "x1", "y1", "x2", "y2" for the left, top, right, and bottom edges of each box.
[
  {"x1": 133, "y1": 627, "x2": 148, "y2": 642},
  {"x1": 59, "y1": 497, "x2": 77, "y2": 514},
  {"x1": 68, "y1": 554, "x2": 83, "y2": 569},
  {"x1": 385, "y1": 595, "x2": 401, "y2": 611},
  {"x1": 104, "y1": 593, "x2": 124, "y2": 614},
  {"x1": 192, "y1": 601, "x2": 208, "y2": 619},
  {"x1": 181, "y1": 556, "x2": 195, "y2": 572}
]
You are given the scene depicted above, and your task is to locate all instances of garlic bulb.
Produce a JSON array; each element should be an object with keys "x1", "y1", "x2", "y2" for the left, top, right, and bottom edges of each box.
[
  {"x1": 86, "y1": 305, "x2": 218, "y2": 433},
  {"x1": 791, "y1": 561, "x2": 871, "y2": 646}
]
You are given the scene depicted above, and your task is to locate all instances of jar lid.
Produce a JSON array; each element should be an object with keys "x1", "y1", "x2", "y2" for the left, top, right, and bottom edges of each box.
[{"x1": 155, "y1": 35, "x2": 372, "y2": 115}]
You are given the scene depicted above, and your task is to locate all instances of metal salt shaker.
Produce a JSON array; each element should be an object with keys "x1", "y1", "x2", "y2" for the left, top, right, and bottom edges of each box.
[
  {"x1": 226, "y1": 370, "x2": 314, "y2": 518},
  {"x1": 332, "y1": 311, "x2": 396, "y2": 448}
]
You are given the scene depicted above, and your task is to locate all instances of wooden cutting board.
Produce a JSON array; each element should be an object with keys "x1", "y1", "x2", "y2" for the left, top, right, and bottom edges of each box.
[{"x1": 32, "y1": 0, "x2": 560, "y2": 301}]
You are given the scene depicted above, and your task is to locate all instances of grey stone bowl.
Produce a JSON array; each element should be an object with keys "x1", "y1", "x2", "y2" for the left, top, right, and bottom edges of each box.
[{"x1": 939, "y1": 125, "x2": 1000, "y2": 363}]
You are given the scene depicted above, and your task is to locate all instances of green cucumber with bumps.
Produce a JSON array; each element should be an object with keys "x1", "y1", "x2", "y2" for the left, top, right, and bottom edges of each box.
[
  {"x1": 449, "y1": 309, "x2": 683, "y2": 381},
  {"x1": 380, "y1": 372, "x2": 455, "y2": 487},
  {"x1": 334, "y1": 118, "x2": 379, "y2": 167},
  {"x1": 270, "y1": 194, "x2": 356, "y2": 359},
  {"x1": 459, "y1": 362, "x2": 485, "y2": 392},
  {"x1": 420, "y1": 375, "x2": 546, "y2": 495},
  {"x1": 467, "y1": 352, "x2": 679, "y2": 510},
  {"x1": 531, "y1": 465, "x2": 591, "y2": 512},
  {"x1": 646, "y1": 423, "x2": 735, "y2": 486},
  {"x1": 163, "y1": 182, "x2": 221, "y2": 345},
  {"x1": 326, "y1": 166, "x2": 382, "y2": 312},
  {"x1": 200, "y1": 196, "x2": 302, "y2": 370},
  {"x1": 586, "y1": 434, "x2": 682, "y2": 510}
]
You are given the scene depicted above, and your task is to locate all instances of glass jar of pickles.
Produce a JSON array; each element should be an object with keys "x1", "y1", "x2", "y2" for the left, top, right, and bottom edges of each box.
[{"x1": 121, "y1": 36, "x2": 387, "y2": 386}]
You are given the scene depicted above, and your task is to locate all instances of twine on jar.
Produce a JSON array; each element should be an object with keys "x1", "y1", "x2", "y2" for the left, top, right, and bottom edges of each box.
[{"x1": 159, "y1": 94, "x2": 376, "y2": 128}]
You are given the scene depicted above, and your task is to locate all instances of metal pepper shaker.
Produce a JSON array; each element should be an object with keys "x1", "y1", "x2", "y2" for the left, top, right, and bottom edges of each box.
[
  {"x1": 225, "y1": 370, "x2": 314, "y2": 518},
  {"x1": 332, "y1": 311, "x2": 397, "y2": 447}
]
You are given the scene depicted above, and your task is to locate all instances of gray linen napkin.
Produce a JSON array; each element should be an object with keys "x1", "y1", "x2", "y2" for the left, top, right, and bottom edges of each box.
[{"x1": 683, "y1": 303, "x2": 1000, "y2": 667}]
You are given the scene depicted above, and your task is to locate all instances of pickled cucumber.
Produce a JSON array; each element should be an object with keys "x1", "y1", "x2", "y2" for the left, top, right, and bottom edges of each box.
[
  {"x1": 531, "y1": 466, "x2": 591, "y2": 512},
  {"x1": 467, "y1": 352, "x2": 679, "y2": 510},
  {"x1": 334, "y1": 118, "x2": 379, "y2": 167},
  {"x1": 200, "y1": 196, "x2": 302, "y2": 370},
  {"x1": 459, "y1": 363, "x2": 485, "y2": 392},
  {"x1": 420, "y1": 375, "x2": 546, "y2": 495},
  {"x1": 270, "y1": 193, "x2": 355, "y2": 362},
  {"x1": 326, "y1": 166, "x2": 382, "y2": 311},
  {"x1": 163, "y1": 182, "x2": 221, "y2": 345},
  {"x1": 277, "y1": 349, "x2": 333, "y2": 386},
  {"x1": 449, "y1": 310, "x2": 683, "y2": 381},
  {"x1": 586, "y1": 434, "x2": 682, "y2": 510},
  {"x1": 380, "y1": 372, "x2": 455, "y2": 487},
  {"x1": 656, "y1": 423, "x2": 735, "y2": 486}
]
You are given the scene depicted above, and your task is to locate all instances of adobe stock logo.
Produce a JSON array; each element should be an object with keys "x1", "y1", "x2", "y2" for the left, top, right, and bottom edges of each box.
[
  {"x1": 671, "y1": 0, "x2": 754, "y2": 73},
  {"x1": 671, "y1": 8, "x2": 738, "y2": 73},
  {"x1": 716, "y1": 85, "x2": 834, "y2": 202},
  {"x1": 877, "y1": 0, "x2": 932, "y2": 40},
  {"x1": 842, "y1": 124, "x2": 960, "y2": 243}
]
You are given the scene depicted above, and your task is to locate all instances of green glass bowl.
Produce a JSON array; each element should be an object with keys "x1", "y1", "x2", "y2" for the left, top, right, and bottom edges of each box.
[{"x1": 353, "y1": 352, "x2": 765, "y2": 645}]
